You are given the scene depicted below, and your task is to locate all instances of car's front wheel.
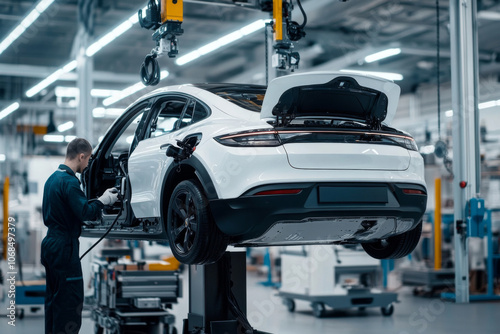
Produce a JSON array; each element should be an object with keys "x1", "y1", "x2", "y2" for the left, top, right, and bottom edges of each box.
[
  {"x1": 167, "y1": 180, "x2": 228, "y2": 265},
  {"x1": 362, "y1": 222, "x2": 422, "y2": 259}
]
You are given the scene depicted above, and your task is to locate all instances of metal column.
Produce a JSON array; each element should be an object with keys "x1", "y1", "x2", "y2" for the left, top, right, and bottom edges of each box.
[
  {"x1": 76, "y1": 38, "x2": 95, "y2": 144},
  {"x1": 77, "y1": 45, "x2": 93, "y2": 141},
  {"x1": 449, "y1": 0, "x2": 481, "y2": 303},
  {"x1": 76, "y1": 0, "x2": 95, "y2": 142}
]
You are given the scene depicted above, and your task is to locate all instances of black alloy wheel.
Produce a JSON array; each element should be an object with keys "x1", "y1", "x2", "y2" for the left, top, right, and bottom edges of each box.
[{"x1": 167, "y1": 180, "x2": 228, "y2": 265}]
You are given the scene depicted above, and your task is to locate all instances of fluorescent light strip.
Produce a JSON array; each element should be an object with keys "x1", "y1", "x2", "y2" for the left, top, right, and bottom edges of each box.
[
  {"x1": 93, "y1": 107, "x2": 126, "y2": 118},
  {"x1": 43, "y1": 134, "x2": 65, "y2": 142},
  {"x1": 0, "y1": 102, "x2": 20, "y2": 121},
  {"x1": 445, "y1": 99, "x2": 500, "y2": 118},
  {"x1": 0, "y1": 154, "x2": 5, "y2": 162},
  {"x1": 176, "y1": 19, "x2": 268, "y2": 66},
  {"x1": 340, "y1": 69, "x2": 403, "y2": 81},
  {"x1": 25, "y1": 6, "x2": 146, "y2": 98},
  {"x1": 478, "y1": 99, "x2": 500, "y2": 110},
  {"x1": 91, "y1": 89, "x2": 120, "y2": 98},
  {"x1": 86, "y1": 6, "x2": 146, "y2": 57},
  {"x1": 477, "y1": 11, "x2": 500, "y2": 21},
  {"x1": 55, "y1": 86, "x2": 120, "y2": 98},
  {"x1": 103, "y1": 70, "x2": 169, "y2": 107},
  {"x1": 0, "y1": 0, "x2": 55, "y2": 55},
  {"x1": 57, "y1": 121, "x2": 74, "y2": 132},
  {"x1": 364, "y1": 48, "x2": 401, "y2": 63},
  {"x1": 26, "y1": 60, "x2": 77, "y2": 97}
]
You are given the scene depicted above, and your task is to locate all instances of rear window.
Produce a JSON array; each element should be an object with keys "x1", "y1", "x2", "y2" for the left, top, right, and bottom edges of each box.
[
  {"x1": 215, "y1": 91, "x2": 265, "y2": 112},
  {"x1": 194, "y1": 84, "x2": 266, "y2": 112}
]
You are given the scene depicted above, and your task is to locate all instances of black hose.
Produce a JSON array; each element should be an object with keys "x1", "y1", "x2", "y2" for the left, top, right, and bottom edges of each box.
[
  {"x1": 80, "y1": 203, "x2": 124, "y2": 261},
  {"x1": 436, "y1": 0, "x2": 441, "y2": 140},
  {"x1": 296, "y1": 0, "x2": 307, "y2": 28},
  {"x1": 140, "y1": 53, "x2": 161, "y2": 86}
]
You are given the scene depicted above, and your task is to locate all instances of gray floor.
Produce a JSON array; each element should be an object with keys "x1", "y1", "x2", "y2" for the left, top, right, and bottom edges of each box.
[{"x1": 2, "y1": 271, "x2": 499, "y2": 334}]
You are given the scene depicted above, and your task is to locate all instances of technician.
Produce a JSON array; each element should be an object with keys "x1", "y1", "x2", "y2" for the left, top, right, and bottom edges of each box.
[{"x1": 41, "y1": 138, "x2": 118, "y2": 334}]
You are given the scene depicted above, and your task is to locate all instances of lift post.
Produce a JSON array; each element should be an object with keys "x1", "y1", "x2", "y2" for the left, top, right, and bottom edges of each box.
[
  {"x1": 184, "y1": 251, "x2": 271, "y2": 334},
  {"x1": 449, "y1": 0, "x2": 481, "y2": 304}
]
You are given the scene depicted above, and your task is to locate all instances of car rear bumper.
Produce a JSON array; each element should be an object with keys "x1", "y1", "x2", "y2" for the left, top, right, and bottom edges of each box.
[{"x1": 209, "y1": 182, "x2": 427, "y2": 246}]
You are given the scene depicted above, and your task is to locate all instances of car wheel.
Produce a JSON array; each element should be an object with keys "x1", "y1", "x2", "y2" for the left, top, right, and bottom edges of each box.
[
  {"x1": 311, "y1": 302, "x2": 326, "y2": 318},
  {"x1": 167, "y1": 180, "x2": 228, "y2": 265},
  {"x1": 362, "y1": 222, "x2": 422, "y2": 259},
  {"x1": 381, "y1": 304, "x2": 394, "y2": 316}
]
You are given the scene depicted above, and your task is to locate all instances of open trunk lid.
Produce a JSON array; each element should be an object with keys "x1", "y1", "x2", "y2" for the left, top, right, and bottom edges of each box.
[{"x1": 261, "y1": 71, "x2": 401, "y2": 127}]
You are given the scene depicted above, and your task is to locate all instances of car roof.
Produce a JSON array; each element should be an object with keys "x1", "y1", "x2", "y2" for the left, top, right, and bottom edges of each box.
[{"x1": 191, "y1": 83, "x2": 267, "y2": 93}]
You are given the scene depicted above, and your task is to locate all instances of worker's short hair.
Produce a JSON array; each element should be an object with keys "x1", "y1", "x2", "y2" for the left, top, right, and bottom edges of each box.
[{"x1": 66, "y1": 138, "x2": 92, "y2": 160}]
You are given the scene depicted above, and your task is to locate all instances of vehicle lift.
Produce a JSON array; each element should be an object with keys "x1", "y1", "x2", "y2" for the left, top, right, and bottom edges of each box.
[{"x1": 182, "y1": 251, "x2": 271, "y2": 334}]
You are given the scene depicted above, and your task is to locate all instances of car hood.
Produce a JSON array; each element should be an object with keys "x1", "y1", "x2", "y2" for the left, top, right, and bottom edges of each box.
[{"x1": 260, "y1": 71, "x2": 401, "y2": 126}]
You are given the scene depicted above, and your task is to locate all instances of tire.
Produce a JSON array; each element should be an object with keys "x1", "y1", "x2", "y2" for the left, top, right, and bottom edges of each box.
[
  {"x1": 381, "y1": 304, "x2": 394, "y2": 316},
  {"x1": 311, "y1": 302, "x2": 325, "y2": 318},
  {"x1": 284, "y1": 298, "x2": 295, "y2": 312},
  {"x1": 167, "y1": 180, "x2": 228, "y2": 265},
  {"x1": 362, "y1": 222, "x2": 422, "y2": 259}
]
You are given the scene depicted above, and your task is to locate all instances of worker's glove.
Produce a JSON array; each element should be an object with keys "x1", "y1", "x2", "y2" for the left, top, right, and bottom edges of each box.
[{"x1": 98, "y1": 188, "x2": 119, "y2": 206}]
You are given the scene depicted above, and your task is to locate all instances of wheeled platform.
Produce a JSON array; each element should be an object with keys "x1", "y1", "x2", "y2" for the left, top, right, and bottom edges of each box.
[
  {"x1": 401, "y1": 267, "x2": 455, "y2": 296},
  {"x1": 278, "y1": 245, "x2": 398, "y2": 318},
  {"x1": 87, "y1": 249, "x2": 181, "y2": 334},
  {"x1": 278, "y1": 287, "x2": 397, "y2": 318}
]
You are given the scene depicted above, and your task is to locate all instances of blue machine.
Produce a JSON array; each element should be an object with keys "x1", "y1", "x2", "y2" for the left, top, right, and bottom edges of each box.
[{"x1": 441, "y1": 206, "x2": 500, "y2": 301}]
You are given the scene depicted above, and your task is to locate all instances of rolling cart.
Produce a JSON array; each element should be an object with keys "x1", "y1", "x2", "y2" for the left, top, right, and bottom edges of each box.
[
  {"x1": 277, "y1": 245, "x2": 398, "y2": 318},
  {"x1": 87, "y1": 248, "x2": 182, "y2": 334}
]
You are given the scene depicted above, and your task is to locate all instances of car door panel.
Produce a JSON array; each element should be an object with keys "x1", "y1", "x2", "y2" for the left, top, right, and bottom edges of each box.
[{"x1": 128, "y1": 134, "x2": 178, "y2": 218}]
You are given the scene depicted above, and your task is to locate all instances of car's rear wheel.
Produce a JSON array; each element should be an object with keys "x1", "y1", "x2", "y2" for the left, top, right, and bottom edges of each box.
[
  {"x1": 167, "y1": 180, "x2": 228, "y2": 265},
  {"x1": 362, "y1": 222, "x2": 422, "y2": 259}
]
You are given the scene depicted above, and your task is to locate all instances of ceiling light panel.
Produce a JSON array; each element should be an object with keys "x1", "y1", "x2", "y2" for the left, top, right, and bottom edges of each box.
[
  {"x1": 0, "y1": 0, "x2": 55, "y2": 55},
  {"x1": 364, "y1": 48, "x2": 402, "y2": 63}
]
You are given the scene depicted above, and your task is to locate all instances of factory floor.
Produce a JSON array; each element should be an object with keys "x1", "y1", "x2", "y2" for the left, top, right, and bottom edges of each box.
[{"x1": 3, "y1": 270, "x2": 500, "y2": 334}]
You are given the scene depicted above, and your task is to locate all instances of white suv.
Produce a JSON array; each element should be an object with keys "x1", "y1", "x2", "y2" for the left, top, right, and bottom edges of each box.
[{"x1": 82, "y1": 72, "x2": 427, "y2": 264}]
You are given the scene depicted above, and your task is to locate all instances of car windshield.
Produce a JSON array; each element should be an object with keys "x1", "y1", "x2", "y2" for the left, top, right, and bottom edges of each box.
[{"x1": 194, "y1": 84, "x2": 266, "y2": 112}]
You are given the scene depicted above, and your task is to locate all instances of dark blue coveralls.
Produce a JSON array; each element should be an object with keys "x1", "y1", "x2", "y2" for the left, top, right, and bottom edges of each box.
[{"x1": 41, "y1": 164, "x2": 104, "y2": 334}]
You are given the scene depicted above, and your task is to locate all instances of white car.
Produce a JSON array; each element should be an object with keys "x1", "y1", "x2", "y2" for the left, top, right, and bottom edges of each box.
[{"x1": 82, "y1": 72, "x2": 427, "y2": 264}]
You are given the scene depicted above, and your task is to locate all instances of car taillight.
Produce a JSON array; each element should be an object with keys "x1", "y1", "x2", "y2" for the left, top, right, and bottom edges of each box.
[
  {"x1": 214, "y1": 130, "x2": 281, "y2": 147},
  {"x1": 254, "y1": 189, "x2": 302, "y2": 196},
  {"x1": 403, "y1": 189, "x2": 426, "y2": 195},
  {"x1": 390, "y1": 136, "x2": 418, "y2": 151}
]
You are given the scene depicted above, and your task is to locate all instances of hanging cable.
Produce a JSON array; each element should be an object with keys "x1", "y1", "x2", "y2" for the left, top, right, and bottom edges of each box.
[
  {"x1": 287, "y1": 0, "x2": 307, "y2": 41},
  {"x1": 436, "y1": 0, "x2": 441, "y2": 140},
  {"x1": 80, "y1": 202, "x2": 124, "y2": 261},
  {"x1": 140, "y1": 53, "x2": 161, "y2": 86},
  {"x1": 434, "y1": 0, "x2": 453, "y2": 177},
  {"x1": 296, "y1": 0, "x2": 307, "y2": 28},
  {"x1": 265, "y1": 22, "x2": 271, "y2": 86}
]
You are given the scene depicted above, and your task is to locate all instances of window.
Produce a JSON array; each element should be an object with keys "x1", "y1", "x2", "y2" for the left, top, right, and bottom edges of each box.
[
  {"x1": 179, "y1": 100, "x2": 209, "y2": 129},
  {"x1": 148, "y1": 98, "x2": 188, "y2": 138},
  {"x1": 104, "y1": 102, "x2": 149, "y2": 159},
  {"x1": 193, "y1": 84, "x2": 266, "y2": 112},
  {"x1": 111, "y1": 113, "x2": 144, "y2": 155}
]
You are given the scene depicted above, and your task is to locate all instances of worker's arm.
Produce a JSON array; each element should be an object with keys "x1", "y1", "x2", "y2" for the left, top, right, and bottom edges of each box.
[{"x1": 65, "y1": 179, "x2": 104, "y2": 222}]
